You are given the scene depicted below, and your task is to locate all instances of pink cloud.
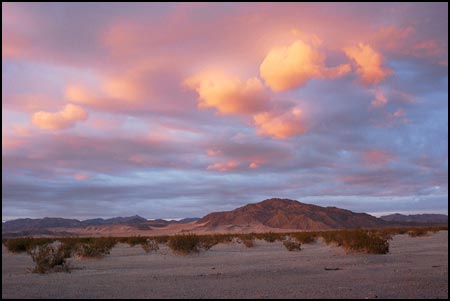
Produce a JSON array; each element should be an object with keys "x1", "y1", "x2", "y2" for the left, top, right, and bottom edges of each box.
[
  {"x1": 249, "y1": 162, "x2": 259, "y2": 169},
  {"x1": 370, "y1": 89, "x2": 388, "y2": 108},
  {"x1": 253, "y1": 107, "x2": 306, "y2": 139},
  {"x1": 260, "y1": 39, "x2": 350, "y2": 92},
  {"x1": 207, "y1": 161, "x2": 239, "y2": 172},
  {"x1": 73, "y1": 173, "x2": 90, "y2": 181},
  {"x1": 344, "y1": 43, "x2": 392, "y2": 85},
  {"x1": 185, "y1": 72, "x2": 270, "y2": 115},
  {"x1": 362, "y1": 149, "x2": 392, "y2": 167},
  {"x1": 31, "y1": 104, "x2": 88, "y2": 130},
  {"x1": 206, "y1": 149, "x2": 221, "y2": 156},
  {"x1": 412, "y1": 40, "x2": 442, "y2": 58}
]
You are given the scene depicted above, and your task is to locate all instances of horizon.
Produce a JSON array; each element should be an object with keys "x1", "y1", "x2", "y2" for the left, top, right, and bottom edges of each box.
[{"x1": 2, "y1": 3, "x2": 448, "y2": 220}]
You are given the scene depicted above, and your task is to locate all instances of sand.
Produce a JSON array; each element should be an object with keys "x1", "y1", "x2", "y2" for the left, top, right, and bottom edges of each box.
[{"x1": 2, "y1": 231, "x2": 448, "y2": 299}]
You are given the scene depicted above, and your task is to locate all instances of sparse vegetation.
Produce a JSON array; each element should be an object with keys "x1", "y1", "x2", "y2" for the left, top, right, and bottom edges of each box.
[
  {"x1": 3, "y1": 237, "x2": 54, "y2": 254},
  {"x1": 141, "y1": 239, "x2": 159, "y2": 253},
  {"x1": 320, "y1": 229, "x2": 389, "y2": 254},
  {"x1": 30, "y1": 244, "x2": 70, "y2": 274},
  {"x1": 283, "y1": 239, "x2": 302, "y2": 251},
  {"x1": 75, "y1": 237, "x2": 117, "y2": 258},
  {"x1": 2, "y1": 225, "x2": 447, "y2": 269},
  {"x1": 167, "y1": 233, "x2": 200, "y2": 254}
]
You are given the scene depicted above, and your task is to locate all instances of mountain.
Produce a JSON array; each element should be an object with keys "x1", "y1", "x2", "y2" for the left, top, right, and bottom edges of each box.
[
  {"x1": 197, "y1": 198, "x2": 388, "y2": 230},
  {"x1": 3, "y1": 215, "x2": 148, "y2": 231},
  {"x1": 379, "y1": 213, "x2": 448, "y2": 224}
]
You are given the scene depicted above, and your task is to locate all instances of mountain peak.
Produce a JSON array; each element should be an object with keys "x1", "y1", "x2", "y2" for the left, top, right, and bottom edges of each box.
[{"x1": 198, "y1": 198, "x2": 386, "y2": 230}]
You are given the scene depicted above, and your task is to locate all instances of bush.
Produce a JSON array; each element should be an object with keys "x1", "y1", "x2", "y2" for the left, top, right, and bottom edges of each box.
[
  {"x1": 291, "y1": 232, "x2": 318, "y2": 244},
  {"x1": 255, "y1": 232, "x2": 282, "y2": 242},
  {"x1": 167, "y1": 233, "x2": 200, "y2": 254},
  {"x1": 141, "y1": 239, "x2": 159, "y2": 253},
  {"x1": 242, "y1": 238, "x2": 254, "y2": 248},
  {"x1": 30, "y1": 244, "x2": 69, "y2": 274},
  {"x1": 320, "y1": 229, "x2": 389, "y2": 254},
  {"x1": 283, "y1": 239, "x2": 302, "y2": 251},
  {"x1": 4, "y1": 237, "x2": 54, "y2": 254},
  {"x1": 76, "y1": 237, "x2": 117, "y2": 258},
  {"x1": 408, "y1": 228, "x2": 429, "y2": 237}
]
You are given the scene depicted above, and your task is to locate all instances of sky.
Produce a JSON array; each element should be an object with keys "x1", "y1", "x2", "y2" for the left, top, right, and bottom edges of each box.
[{"x1": 2, "y1": 3, "x2": 448, "y2": 220}]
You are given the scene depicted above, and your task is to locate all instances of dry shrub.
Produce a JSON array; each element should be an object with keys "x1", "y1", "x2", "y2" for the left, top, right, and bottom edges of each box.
[
  {"x1": 320, "y1": 229, "x2": 389, "y2": 254},
  {"x1": 167, "y1": 233, "x2": 200, "y2": 254},
  {"x1": 291, "y1": 232, "x2": 318, "y2": 244},
  {"x1": 141, "y1": 239, "x2": 159, "y2": 253},
  {"x1": 30, "y1": 244, "x2": 70, "y2": 274},
  {"x1": 242, "y1": 239, "x2": 254, "y2": 248},
  {"x1": 76, "y1": 237, "x2": 117, "y2": 258},
  {"x1": 4, "y1": 237, "x2": 54, "y2": 254},
  {"x1": 283, "y1": 239, "x2": 302, "y2": 251}
]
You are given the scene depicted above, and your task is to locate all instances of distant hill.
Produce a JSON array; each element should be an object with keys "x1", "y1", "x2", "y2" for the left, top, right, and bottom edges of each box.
[
  {"x1": 197, "y1": 198, "x2": 388, "y2": 230},
  {"x1": 2, "y1": 215, "x2": 200, "y2": 232},
  {"x1": 379, "y1": 213, "x2": 448, "y2": 224},
  {"x1": 3, "y1": 215, "x2": 147, "y2": 231}
]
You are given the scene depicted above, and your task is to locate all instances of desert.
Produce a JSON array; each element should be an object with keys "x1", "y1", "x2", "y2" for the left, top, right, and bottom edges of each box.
[{"x1": 2, "y1": 230, "x2": 448, "y2": 299}]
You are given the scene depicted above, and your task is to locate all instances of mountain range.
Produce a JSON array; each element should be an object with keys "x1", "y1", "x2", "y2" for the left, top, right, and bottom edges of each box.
[
  {"x1": 379, "y1": 213, "x2": 448, "y2": 224},
  {"x1": 2, "y1": 198, "x2": 447, "y2": 236}
]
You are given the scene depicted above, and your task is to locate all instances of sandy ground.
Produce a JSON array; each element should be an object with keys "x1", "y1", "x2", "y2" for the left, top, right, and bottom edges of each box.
[{"x1": 2, "y1": 231, "x2": 448, "y2": 299}]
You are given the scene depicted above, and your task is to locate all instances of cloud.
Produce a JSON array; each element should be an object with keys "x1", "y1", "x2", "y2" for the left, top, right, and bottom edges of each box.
[
  {"x1": 362, "y1": 149, "x2": 392, "y2": 167},
  {"x1": 249, "y1": 162, "x2": 259, "y2": 169},
  {"x1": 73, "y1": 173, "x2": 90, "y2": 181},
  {"x1": 185, "y1": 72, "x2": 270, "y2": 115},
  {"x1": 344, "y1": 43, "x2": 392, "y2": 85},
  {"x1": 371, "y1": 89, "x2": 388, "y2": 108},
  {"x1": 207, "y1": 161, "x2": 239, "y2": 172},
  {"x1": 253, "y1": 107, "x2": 306, "y2": 139},
  {"x1": 31, "y1": 104, "x2": 88, "y2": 130},
  {"x1": 260, "y1": 39, "x2": 350, "y2": 92}
]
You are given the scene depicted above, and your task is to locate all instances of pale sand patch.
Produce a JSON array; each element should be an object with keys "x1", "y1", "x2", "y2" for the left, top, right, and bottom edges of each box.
[{"x1": 2, "y1": 231, "x2": 448, "y2": 299}]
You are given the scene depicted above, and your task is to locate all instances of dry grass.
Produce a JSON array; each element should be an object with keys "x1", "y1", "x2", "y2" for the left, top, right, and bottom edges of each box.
[{"x1": 319, "y1": 229, "x2": 389, "y2": 254}]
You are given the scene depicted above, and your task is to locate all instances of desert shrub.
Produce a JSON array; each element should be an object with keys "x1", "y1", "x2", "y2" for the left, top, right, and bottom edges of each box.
[
  {"x1": 124, "y1": 236, "x2": 149, "y2": 247},
  {"x1": 30, "y1": 244, "x2": 69, "y2": 274},
  {"x1": 76, "y1": 237, "x2": 117, "y2": 258},
  {"x1": 4, "y1": 237, "x2": 54, "y2": 254},
  {"x1": 283, "y1": 239, "x2": 302, "y2": 251},
  {"x1": 291, "y1": 232, "x2": 318, "y2": 244},
  {"x1": 320, "y1": 229, "x2": 389, "y2": 254},
  {"x1": 241, "y1": 238, "x2": 254, "y2": 248},
  {"x1": 167, "y1": 233, "x2": 200, "y2": 254},
  {"x1": 141, "y1": 239, "x2": 159, "y2": 253},
  {"x1": 255, "y1": 232, "x2": 283, "y2": 242},
  {"x1": 408, "y1": 228, "x2": 429, "y2": 237},
  {"x1": 153, "y1": 235, "x2": 170, "y2": 244}
]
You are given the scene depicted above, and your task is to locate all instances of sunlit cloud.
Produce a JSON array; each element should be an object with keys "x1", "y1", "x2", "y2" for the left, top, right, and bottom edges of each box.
[
  {"x1": 185, "y1": 72, "x2": 270, "y2": 115},
  {"x1": 344, "y1": 43, "x2": 392, "y2": 85},
  {"x1": 31, "y1": 104, "x2": 88, "y2": 130},
  {"x1": 253, "y1": 107, "x2": 306, "y2": 139},
  {"x1": 260, "y1": 39, "x2": 350, "y2": 92},
  {"x1": 207, "y1": 161, "x2": 239, "y2": 172}
]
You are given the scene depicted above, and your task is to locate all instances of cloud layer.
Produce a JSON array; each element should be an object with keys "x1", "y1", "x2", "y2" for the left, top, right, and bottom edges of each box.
[{"x1": 2, "y1": 3, "x2": 448, "y2": 220}]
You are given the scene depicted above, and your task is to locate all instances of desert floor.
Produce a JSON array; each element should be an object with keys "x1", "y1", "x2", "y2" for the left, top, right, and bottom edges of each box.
[{"x1": 2, "y1": 231, "x2": 448, "y2": 299}]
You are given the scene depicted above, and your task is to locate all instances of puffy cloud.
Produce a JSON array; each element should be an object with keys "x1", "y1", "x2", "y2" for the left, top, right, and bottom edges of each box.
[
  {"x1": 185, "y1": 72, "x2": 270, "y2": 115},
  {"x1": 31, "y1": 104, "x2": 88, "y2": 130},
  {"x1": 207, "y1": 161, "x2": 239, "y2": 172},
  {"x1": 344, "y1": 43, "x2": 392, "y2": 85},
  {"x1": 371, "y1": 89, "x2": 388, "y2": 108},
  {"x1": 260, "y1": 40, "x2": 350, "y2": 92},
  {"x1": 253, "y1": 107, "x2": 306, "y2": 139}
]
